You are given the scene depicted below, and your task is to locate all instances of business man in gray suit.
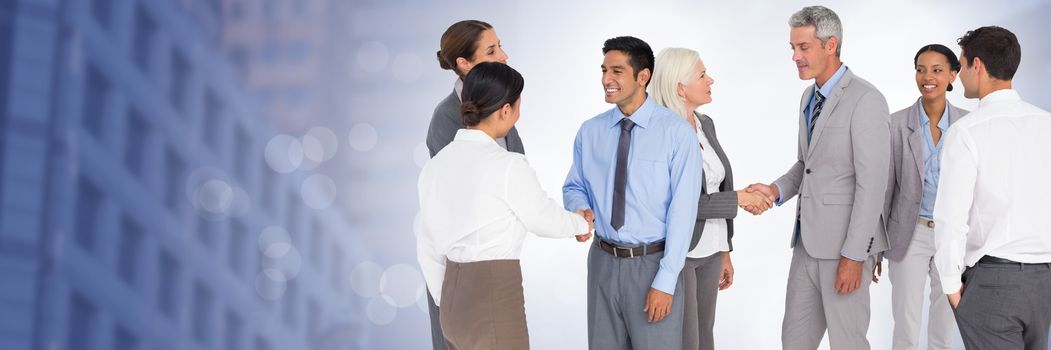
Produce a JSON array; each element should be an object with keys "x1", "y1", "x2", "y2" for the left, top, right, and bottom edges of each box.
[{"x1": 748, "y1": 6, "x2": 890, "y2": 350}]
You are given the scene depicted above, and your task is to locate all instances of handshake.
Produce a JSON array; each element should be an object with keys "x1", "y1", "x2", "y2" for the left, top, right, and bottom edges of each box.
[
  {"x1": 737, "y1": 183, "x2": 779, "y2": 216},
  {"x1": 574, "y1": 209, "x2": 596, "y2": 242}
]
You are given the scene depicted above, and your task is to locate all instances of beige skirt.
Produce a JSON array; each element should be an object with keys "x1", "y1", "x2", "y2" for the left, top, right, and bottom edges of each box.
[{"x1": 439, "y1": 259, "x2": 529, "y2": 350}]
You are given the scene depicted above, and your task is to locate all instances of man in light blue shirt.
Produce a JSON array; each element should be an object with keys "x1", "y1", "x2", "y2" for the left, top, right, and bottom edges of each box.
[{"x1": 563, "y1": 36, "x2": 702, "y2": 350}]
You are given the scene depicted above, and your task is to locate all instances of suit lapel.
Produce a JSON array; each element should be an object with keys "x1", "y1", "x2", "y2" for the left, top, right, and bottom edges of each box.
[
  {"x1": 906, "y1": 101, "x2": 926, "y2": 183},
  {"x1": 805, "y1": 70, "x2": 851, "y2": 159},
  {"x1": 698, "y1": 114, "x2": 733, "y2": 190}
]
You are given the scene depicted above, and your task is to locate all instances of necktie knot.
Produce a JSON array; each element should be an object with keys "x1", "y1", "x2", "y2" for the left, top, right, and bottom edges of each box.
[{"x1": 620, "y1": 118, "x2": 636, "y2": 131}]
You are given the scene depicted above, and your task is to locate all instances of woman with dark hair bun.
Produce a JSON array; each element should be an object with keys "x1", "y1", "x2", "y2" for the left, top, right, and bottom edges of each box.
[
  {"x1": 422, "y1": 21, "x2": 522, "y2": 350},
  {"x1": 427, "y1": 20, "x2": 523, "y2": 158},
  {"x1": 883, "y1": 44, "x2": 968, "y2": 350},
  {"x1": 417, "y1": 62, "x2": 592, "y2": 350}
]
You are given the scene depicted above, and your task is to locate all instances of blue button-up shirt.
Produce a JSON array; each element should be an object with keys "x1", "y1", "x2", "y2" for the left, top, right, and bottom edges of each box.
[
  {"x1": 563, "y1": 96, "x2": 702, "y2": 294},
  {"x1": 919, "y1": 101, "x2": 950, "y2": 218}
]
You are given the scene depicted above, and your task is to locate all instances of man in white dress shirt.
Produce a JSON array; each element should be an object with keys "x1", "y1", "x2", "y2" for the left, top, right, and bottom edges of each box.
[{"x1": 933, "y1": 25, "x2": 1051, "y2": 350}]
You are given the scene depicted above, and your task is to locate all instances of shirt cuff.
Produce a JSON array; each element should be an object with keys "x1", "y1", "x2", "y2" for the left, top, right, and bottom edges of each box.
[
  {"x1": 941, "y1": 275, "x2": 963, "y2": 295},
  {"x1": 650, "y1": 267, "x2": 679, "y2": 295},
  {"x1": 773, "y1": 183, "x2": 785, "y2": 206},
  {"x1": 841, "y1": 253, "x2": 864, "y2": 262}
]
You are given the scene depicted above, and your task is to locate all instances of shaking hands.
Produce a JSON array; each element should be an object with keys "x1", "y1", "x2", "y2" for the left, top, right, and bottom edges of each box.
[
  {"x1": 574, "y1": 209, "x2": 595, "y2": 242},
  {"x1": 738, "y1": 183, "x2": 779, "y2": 215}
]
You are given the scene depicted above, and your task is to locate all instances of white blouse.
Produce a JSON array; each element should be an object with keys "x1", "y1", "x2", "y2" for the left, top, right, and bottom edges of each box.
[
  {"x1": 687, "y1": 115, "x2": 730, "y2": 259},
  {"x1": 417, "y1": 129, "x2": 589, "y2": 305}
]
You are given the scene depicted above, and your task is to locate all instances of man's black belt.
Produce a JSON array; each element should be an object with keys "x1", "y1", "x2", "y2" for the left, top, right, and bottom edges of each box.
[
  {"x1": 598, "y1": 239, "x2": 664, "y2": 258},
  {"x1": 978, "y1": 255, "x2": 1051, "y2": 266}
]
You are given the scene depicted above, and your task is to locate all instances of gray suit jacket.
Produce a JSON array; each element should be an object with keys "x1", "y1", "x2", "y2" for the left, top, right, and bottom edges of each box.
[
  {"x1": 773, "y1": 68, "x2": 891, "y2": 260},
  {"x1": 426, "y1": 90, "x2": 525, "y2": 157},
  {"x1": 690, "y1": 113, "x2": 738, "y2": 251},
  {"x1": 883, "y1": 100, "x2": 968, "y2": 261}
]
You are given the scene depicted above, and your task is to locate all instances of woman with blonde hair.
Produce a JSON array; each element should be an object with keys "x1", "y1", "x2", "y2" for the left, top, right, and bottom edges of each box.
[{"x1": 650, "y1": 47, "x2": 771, "y2": 349}]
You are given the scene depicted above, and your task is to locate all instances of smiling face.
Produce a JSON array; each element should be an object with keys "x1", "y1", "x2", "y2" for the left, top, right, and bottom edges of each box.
[
  {"x1": 601, "y1": 50, "x2": 648, "y2": 106},
  {"x1": 458, "y1": 29, "x2": 508, "y2": 75},
  {"x1": 678, "y1": 59, "x2": 715, "y2": 110},
  {"x1": 915, "y1": 50, "x2": 958, "y2": 101},
  {"x1": 790, "y1": 25, "x2": 837, "y2": 83}
]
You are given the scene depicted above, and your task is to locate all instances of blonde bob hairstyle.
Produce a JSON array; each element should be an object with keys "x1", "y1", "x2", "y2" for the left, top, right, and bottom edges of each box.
[{"x1": 650, "y1": 47, "x2": 701, "y2": 123}]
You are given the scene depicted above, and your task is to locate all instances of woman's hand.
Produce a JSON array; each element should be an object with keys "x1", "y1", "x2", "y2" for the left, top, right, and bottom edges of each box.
[{"x1": 719, "y1": 252, "x2": 734, "y2": 290}]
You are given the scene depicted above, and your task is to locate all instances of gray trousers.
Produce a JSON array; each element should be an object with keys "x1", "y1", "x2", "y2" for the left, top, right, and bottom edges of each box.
[
  {"x1": 682, "y1": 252, "x2": 723, "y2": 350},
  {"x1": 782, "y1": 244, "x2": 874, "y2": 350},
  {"x1": 427, "y1": 291, "x2": 450, "y2": 350},
  {"x1": 588, "y1": 240, "x2": 684, "y2": 350},
  {"x1": 954, "y1": 260, "x2": 1051, "y2": 350},
  {"x1": 888, "y1": 223, "x2": 954, "y2": 350}
]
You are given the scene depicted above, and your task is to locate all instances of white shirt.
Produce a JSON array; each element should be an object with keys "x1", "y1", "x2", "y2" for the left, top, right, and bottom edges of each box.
[
  {"x1": 687, "y1": 115, "x2": 729, "y2": 259},
  {"x1": 933, "y1": 89, "x2": 1051, "y2": 294},
  {"x1": 417, "y1": 129, "x2": 589, "y2": 305}
]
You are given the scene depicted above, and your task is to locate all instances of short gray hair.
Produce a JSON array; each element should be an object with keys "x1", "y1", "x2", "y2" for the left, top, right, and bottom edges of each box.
[{"x1": 789, "y1": 6, "x2": 843, "y2": 57}]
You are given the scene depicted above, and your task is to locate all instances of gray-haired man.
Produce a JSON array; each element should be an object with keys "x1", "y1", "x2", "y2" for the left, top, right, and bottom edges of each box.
[{"x1": 748, "y1": 6, "x2": 890, "y2": 349}]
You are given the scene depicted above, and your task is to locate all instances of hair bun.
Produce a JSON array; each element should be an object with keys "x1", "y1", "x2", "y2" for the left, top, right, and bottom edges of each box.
[
  {"x1": 460, "y1": 101, "x2": 481, "y2": 126},
  {"x1": 437, "y1": 50, "x2": 452, "y2": 70}
]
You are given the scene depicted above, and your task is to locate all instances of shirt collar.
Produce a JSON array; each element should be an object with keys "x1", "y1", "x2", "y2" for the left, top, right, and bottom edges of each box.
[
  {"x1": 815, "y1": 64, "x2": 848, "y2": 98},
  {"x1": 454, "y1": 128, "x2": 499, "y2": 146},
  {"x1": 607, "y1": 94, "x2": 656, "y2": 129},
  {"x1": 978, "y1": 89, "x2": 1020, "y2": 107},
  {"x1": 916, "y1": 99, "x2": 951, "y2": 130},
  {"x1": 454, "y1": 79, "x2": 464, "y2": 102}
]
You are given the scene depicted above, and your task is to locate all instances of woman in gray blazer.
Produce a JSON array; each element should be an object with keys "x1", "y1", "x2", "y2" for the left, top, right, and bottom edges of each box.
[
  {"x1": 424, "y1": 20, "x2": 525, "y2": 350},
  {"x1": 884, "y1": 44, "x2": 968, "y2": 350},
  {"x1": 650, "y1": 47, "x2": 772, "y2": 350},
  {"x1": 427, "y1": 20, "x2": 524, "y2": 158}
]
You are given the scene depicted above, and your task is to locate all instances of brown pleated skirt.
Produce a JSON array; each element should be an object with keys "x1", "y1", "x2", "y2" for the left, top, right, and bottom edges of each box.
[{"x1": 439, "y1": 259, "x2": 529, "y2": 350}]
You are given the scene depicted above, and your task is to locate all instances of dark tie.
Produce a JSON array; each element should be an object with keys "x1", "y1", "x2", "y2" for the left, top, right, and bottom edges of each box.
[
  {"x1": 807, "y1": 91, "x2": 826, "y2": 142},
  {"x1": 611, "y1": 118, "x2": 635, "y2": 231}
]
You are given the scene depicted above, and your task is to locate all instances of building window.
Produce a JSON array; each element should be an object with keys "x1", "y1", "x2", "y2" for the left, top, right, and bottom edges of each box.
[
  {"x1": 113, "y1": 324, "x2": 139, "y2": 350},
  {"x1": 164, "y1": 148, "x2": 185, "y2": 214},
  {"x1": 283, "y1": 280, "x2": 298, "y2": 328},
  {"x1": 254, "y1": 335, "x2": 271, "y2": 350},
  {"x1": 224, "y1": 310, "x2": 243, "y2": 350},
  {"x1": 192, "y1": 281, "x2": 214, "y2": 345},
  {"x1": 307, "y1": 298, "x2": 320, "y2": 339},
  {"x1": 170, "y1": 50, "x2": 191, "y2": 115},
  {"x1": 123, "y1": 109, "x2": 149, "y2": 178},
  {"x1": 285, "y1": 42, "x2": 309, "y2": 63},
  {"x1": 158, "y1": 250, "x2": 180, "y2": 319},
  {"x1": 227, "y1": 219, "x2": 246, "y2": 278},
  {"x1": 261, "y1": 164, "x2": 276, "y2": 213},
  {"x1": 75, "y1": 176, "x2": 103, "y2": 254},
  {"x1": 330, "y1": 247, "x2": 344, "y2": 291},
  {"x1": 132, "y1": 5, "x2": 156, "y2": 74},
  {"x1": 234, "y1": 125, "x2": 252, "y2": 182},
  {"x1": 117, "y1": 215, "x2": 143, "y2": 286},
  {"x1": 67, "y1": 292, "x2": 97, "y2": 349},
  {"x1": 256, "y1": 41, "x2": 281, "y2": 64},
  {"x1": 82, "y1": 64, "x2": 109, "y2": 139},
  {"x1": 204, "y1": 91, "x2": 224, "y2": 152},
  {"x1": 91, "y1": 0, "x2": 112, "y2": 32},
  {"x1": 309, "y1": 218, "x2": 322, "y2": 268},
  {"x1": 286, "y1": 192, "x2": 299, "y2": 235}
]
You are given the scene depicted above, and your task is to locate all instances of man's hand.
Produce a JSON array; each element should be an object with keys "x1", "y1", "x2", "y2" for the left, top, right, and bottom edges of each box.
[
  {"x1": 835, "y1": 257, "x2": 864, "y2": 295},
  {"x1": 643, "y1": 288, "x2": 673, "y2": 323},
  {"x1": 948, "y1": 285, "x2": 965, "y2": 310},
  {"x1": 574, "y1": 209, "x2": 595, "y2": 242},
  {"x1": 719, "y1": 252, "x2": 735, "y2": 290},
  {"x1": 737, "y1": 189, "x2": 772, "y2": 215}
]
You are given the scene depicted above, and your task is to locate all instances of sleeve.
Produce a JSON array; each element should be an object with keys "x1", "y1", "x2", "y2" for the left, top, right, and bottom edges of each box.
[
  {"x1": 652, "y1": 126, "x2": 703, "y2": 294},
  {"x1": 840, "y1": 91, "x2": 891, "y2": 259},
  {"x1": 933, "y1": 126, "x2": 978, "y2": 294},
  {"x1": 696, "y1": 191, "x2": 739, "y2": 220},
  {"x1": 562, "y1": 127, "x2": 592, "y2": 211},
  {"x1": 415, "y1": 181, "x2": 447, "y2": 305},
  {"x1": 505, "y1": 157, "x2": 590, "y2": 238}
]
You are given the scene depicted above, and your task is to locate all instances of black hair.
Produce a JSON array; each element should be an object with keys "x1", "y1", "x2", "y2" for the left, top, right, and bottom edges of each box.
[
  {"x1": 437, "y1": 20, "x2": 493, "y2": 77},
  {"x1": 957, "y1": 26, "x2": 1021, "y2": 81},
  {"x1": 914, "y1": 44, "x2": 961, "y2": 91},
  {"x1": 601, "y1": 36, "x2": 655, "y2": 87},
  {"x1": 460, "y1": 62, "x2": 524, "y2": 127}
]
